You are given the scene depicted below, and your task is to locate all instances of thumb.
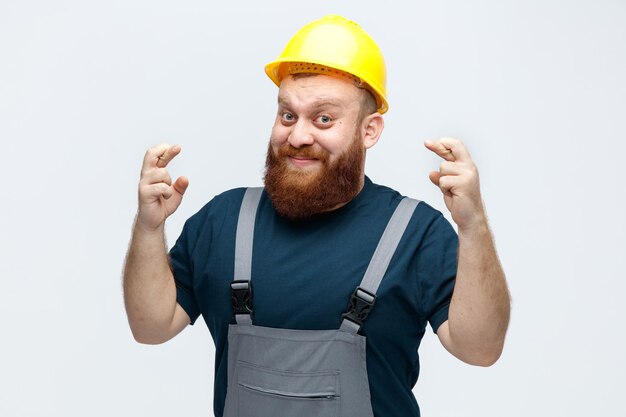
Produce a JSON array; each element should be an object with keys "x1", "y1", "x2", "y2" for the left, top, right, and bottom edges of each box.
[
  {"x1": 172, "y1": 176, "x2": 189, "y2": 196},
  {"x1": 164, "y1": 176, "x2": 189, "y2": 216}
]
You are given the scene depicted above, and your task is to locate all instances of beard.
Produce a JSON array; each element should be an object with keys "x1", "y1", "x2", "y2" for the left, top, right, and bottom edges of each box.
[{"x1": 264, "y1": 134, "x2": 365, "y2": 220}]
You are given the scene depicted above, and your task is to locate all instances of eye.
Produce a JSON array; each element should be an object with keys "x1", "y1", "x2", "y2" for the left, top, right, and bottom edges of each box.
[
  {"x1": 281, "y1": 112, "x2": 295, "y2": 122},
  {"x1": 316, "y1": 115, "x2": 332, "y2": 124}
]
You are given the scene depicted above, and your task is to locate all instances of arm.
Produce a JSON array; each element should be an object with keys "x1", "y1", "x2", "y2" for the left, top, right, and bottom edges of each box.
[
  {"x1": 425, "y1": 137, "x2": 510, "y2": 366},
  {"x1": 123, "y1": 143, "x2": 191, "y2": 345}
]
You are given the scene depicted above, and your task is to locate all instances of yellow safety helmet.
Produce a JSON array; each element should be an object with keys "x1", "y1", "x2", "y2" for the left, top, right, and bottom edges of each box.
[{"x1": 265, "y1": 15, "x2": 389, "y2": 114}]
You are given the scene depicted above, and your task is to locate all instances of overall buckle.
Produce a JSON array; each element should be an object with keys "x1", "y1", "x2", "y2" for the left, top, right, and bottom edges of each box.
[
  {"x1": 342, "y1": 287, "x2": 376, "y2": 327},
  {"x1": 231, "y1": 280, "x2": 253, "y2": 320}
]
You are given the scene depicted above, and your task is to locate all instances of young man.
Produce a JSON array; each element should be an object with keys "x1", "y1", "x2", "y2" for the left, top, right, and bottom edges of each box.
[{"x1": 124, "y1": 15, "x2": 510, "y2": 417}]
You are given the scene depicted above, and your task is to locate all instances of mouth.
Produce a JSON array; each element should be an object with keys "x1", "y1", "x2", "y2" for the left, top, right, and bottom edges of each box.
[{"x1": 287, "y1": 155, "x2": 320, "y2": 168}]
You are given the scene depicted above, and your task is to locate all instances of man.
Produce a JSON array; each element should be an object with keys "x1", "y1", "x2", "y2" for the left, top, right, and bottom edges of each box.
[{"x1": 124, "y1": 15, "x2": 510, "y2": 417}]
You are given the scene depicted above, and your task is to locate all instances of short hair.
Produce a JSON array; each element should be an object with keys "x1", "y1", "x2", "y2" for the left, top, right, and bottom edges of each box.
[{"x1": 358, "y1": 88, "x2": 377, "y2": 122}]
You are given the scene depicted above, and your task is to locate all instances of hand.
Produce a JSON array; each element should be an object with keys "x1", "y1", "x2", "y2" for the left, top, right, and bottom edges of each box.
[
  {"x1": 424, "y1": 137, "x2": 486, "y2": 231},
  {"x1": 136, "y1": 143, "x2": 189, "y2": 232}
]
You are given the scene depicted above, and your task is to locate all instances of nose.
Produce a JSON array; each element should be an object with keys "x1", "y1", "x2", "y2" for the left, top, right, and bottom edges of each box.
[{"x1": 287, "y1": 120, "x2": 315, "y2": 149}]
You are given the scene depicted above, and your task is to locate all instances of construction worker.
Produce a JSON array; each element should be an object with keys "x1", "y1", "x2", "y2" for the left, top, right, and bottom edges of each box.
[{"x1": 123, "y1": 15, "x2": 510, "y2": 417}]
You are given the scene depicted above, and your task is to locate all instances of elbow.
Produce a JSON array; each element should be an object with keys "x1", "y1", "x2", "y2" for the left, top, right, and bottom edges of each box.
[
  {"x1": 462, "y1": 343, "x2": 504, "y2": 367},
  {"x1": 468, "y1": 350, "x2": 502, "y2": 367},
  {"x1": 442, "y1": 322, "x2": 507, "y2": 367},
  {"x1": 128, "y1": 321, "x2": 171, "y2": 345},
  {"x1": 131, "y1": 331, "x2": 168, "y2": 345}
]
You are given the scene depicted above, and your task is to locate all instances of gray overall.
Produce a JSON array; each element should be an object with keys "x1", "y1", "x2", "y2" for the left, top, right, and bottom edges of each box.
[{"x1": 223, "y1": 188, "x2": 419, "y2": 417}]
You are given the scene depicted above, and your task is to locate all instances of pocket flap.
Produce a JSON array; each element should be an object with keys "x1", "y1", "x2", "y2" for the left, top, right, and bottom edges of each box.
[{"x1": 237, "y1": 361, "x2": 340, "y2": 397}]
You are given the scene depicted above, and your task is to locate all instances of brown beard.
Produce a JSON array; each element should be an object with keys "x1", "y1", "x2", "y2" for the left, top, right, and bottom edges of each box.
[{"x1": 264, "y1": 134, "x2": 365, "y2": 220}]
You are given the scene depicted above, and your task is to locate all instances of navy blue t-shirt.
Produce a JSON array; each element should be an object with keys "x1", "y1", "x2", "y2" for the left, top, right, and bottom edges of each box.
[{"x1": 169, "y1": 176, "x2": 458, "y2": 417}]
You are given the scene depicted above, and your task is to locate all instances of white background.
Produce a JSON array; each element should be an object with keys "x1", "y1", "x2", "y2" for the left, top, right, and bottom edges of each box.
[{"x1": 1, "y1": 1, "x2": 625, "y2": 416}]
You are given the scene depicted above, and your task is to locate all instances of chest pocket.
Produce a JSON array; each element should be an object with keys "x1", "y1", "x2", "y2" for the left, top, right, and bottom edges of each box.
[{"x1": 236, "y1": 361, "x2": 339, "y2": 417}]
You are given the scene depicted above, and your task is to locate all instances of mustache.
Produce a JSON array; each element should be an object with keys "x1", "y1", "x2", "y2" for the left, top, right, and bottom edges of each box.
[{"x1": 276, "y1": 144, "x2": 329, "y2": 162}]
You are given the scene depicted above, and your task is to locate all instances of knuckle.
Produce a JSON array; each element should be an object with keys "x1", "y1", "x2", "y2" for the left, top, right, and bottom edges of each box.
[
  {"x1": 139, "y1": 168, "x2": 153, "y2": 183},
  {"x1": 146, "y1": 147, "x2": 159, "y2": 159},
  {"x1": 140, "y1": 165, "x2": 153, "y2": 177},
  {"x1": 155, "y1": 168, "x2": 166, "y2": 181},
  {"x1": 147, "y1": 143, "x2": 168, "y2": 158},
  {"x1": 161, "y1": 184, "x2": 173, "y2": 198},
  {"x1": 138, "y1": 185, "x2": 151, "y2": 201},
  {"x1": 159, "y1": 170, "x2": 172, "y2": 185}
]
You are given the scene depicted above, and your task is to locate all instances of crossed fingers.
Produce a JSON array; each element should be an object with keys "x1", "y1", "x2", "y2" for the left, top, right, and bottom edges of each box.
[
  {"x1": 142, "y1": 144, "x2": 181, "y2": 172},
  {"x1": 424, "y1": 137, "x2": 476, "y2": 197},
  {"x1": 424, "y1": 137, "x2": 470, "y2": 163},
  {"x1": 140, "y1": 143, "x2": 183, "y2": 201}
]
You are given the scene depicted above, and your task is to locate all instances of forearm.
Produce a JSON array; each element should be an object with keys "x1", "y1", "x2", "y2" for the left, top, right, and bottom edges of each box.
[
  {"x1": 123, "y1": 221, "x2": 178, "y2": 344},
  {"x1": 447, "y1": 218, "x2": 510, "y2": 364}
]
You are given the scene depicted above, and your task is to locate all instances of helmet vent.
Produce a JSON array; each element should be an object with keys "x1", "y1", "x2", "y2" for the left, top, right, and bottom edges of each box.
[{"x1": 283, "y1": 62, "x2": 364, "y2": 88}]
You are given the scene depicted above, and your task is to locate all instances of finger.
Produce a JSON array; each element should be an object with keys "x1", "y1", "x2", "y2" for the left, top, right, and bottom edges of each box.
[
  {"x1": 438, "y1": 175, "x2": 455, "y2": 198},
  {"x1": 431, "y1": 173, "x2": 461, "y2": 197},
  {"x1": 161, "y1": 184, "x2": 174, "y2": 200},
  {"x1": 439, "y1": 160, "x2": 465, "y2": 176},
  {"x1": 424, "y1": 137, "x2": 472, "y2": 163},
  {"x1": 140, "y1": 168, "x2": 172, "y2": 186},
  {"x1": 142, "y1": 143, "x2": 170, "y2": 172},
  {"x1": 438, "y1": 137, "x2": 471, "y2": 163},
  {"x1": 139, "y1": 183, "x2": 174, "y2": 202},
  {"x1": 156, "y1": 144, "x2": 181, "y2": 168},
  {"x1": 172, "y1": 176, "x2": 189, "y2": 196},
  {"x1": 429, "y1": 170, "x2": 442, "y2": 186},
  {"x1": 163, "y1": 177, "x2": 189, "y2": 214},
  {"x1": 424, "y1": 139, "x2": 456, "y2": 162}
]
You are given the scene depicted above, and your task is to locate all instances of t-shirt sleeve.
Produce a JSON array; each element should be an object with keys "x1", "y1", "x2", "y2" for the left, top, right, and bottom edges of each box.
[
  {"x1": 417, "y1": 213, "x2": 458, "y2": 334},
  {"x1": 168, "y1": 212, "x2": 205, "y2": 325}
]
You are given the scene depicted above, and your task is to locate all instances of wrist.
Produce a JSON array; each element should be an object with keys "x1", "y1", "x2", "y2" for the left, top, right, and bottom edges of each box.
[
  {"x1": 457, "y1": 215, "x2": 490, "y2": 237},
  {"x1": 133, "y1": 215, "x2": 165, "y2": 237}
]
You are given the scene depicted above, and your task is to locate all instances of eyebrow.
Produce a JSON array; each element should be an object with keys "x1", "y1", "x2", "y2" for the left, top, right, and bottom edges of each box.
[{"x1": 278, "y1": 95, "x2": 344, "y2": 109}]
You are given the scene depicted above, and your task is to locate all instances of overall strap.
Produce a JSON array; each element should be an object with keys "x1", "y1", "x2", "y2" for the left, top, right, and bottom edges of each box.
[
  {"x1": 232, "y1": 187, "x2": 263, "y2": 325},
  {"x1": 340, "y1": 197, "x2": 421, "y2": 334}
]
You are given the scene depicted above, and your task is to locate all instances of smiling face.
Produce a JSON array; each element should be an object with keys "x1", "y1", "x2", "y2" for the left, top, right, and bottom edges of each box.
[
  {"x1": 270, "y1": 74, "x2": 365, "y2": 167},
  {"x1": 264, "y1": 74, "x2": 383, "y2": 220}
]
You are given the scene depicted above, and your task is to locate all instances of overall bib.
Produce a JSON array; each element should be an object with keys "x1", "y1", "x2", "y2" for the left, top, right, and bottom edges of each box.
[{"x1": 223, "y1": 188, "x2": 419, "y2": 417}]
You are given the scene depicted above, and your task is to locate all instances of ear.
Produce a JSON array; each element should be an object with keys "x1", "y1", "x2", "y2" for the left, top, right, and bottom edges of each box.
[{"x1": 361, "y1": 113, "x2": 384, "y2": 149}]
